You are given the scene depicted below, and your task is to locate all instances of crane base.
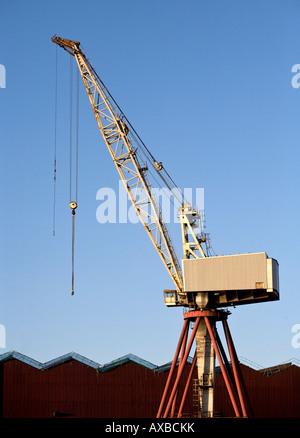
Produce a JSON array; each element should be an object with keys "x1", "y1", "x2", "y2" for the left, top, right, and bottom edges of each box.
[{"x1": 157, "y1": 309, "x2": 254, "y2": 418}]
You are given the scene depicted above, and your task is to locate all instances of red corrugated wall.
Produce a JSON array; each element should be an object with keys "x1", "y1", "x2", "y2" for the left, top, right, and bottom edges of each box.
[
  {"x1": 0, "y1": 359, "x2": 299, "y2": 418},
  {"x1": 0, "y1": 359, "x2": 195, "y2": 418},
  {"x1": 214, "y1": 364, "x2": 300, "y2": 418}
]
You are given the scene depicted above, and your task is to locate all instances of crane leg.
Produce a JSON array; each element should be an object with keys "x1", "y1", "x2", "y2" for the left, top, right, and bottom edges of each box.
[{"x1": 156, "y1": 319, "x2": 189, "y2": 418}]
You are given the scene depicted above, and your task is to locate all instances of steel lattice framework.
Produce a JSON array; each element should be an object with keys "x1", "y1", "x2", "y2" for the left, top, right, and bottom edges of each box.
[{"x1": 52, "y1": 35, "x2": 184, "y2": 293}]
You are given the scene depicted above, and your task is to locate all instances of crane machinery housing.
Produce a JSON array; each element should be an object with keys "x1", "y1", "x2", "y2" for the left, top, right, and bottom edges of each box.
[{"x1": 52, "y1": 35, "x2": 279, "y2": 418}]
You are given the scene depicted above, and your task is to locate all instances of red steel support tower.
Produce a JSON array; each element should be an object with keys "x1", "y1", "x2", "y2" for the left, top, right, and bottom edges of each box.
[{"x1": 157, "y1": 309, "x2": 254, "y2": 418}]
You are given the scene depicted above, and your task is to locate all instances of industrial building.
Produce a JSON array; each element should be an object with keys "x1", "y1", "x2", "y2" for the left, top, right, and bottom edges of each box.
[{"x1": 0, "y1": 351, "x2": 299, "y2": 418}]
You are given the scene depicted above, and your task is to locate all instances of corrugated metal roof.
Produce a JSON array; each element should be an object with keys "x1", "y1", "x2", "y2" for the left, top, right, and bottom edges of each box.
[
  {"x1": 98, "y1": 353, "x2": 157, "y2": 372},
  {"x1": 155, "y1": 356, "x2": 194, "y2": 373},
  {"x1": 1, "y1": 351, "x2": 298, "y2": 375},
  {"x1": 0, "y1": 351, "x2": 101, "y2": 370},
  {"x1": 43, "y1": 352, "x2": 100, "y2": 370},
  {"x1": 0, "y1": 351, "x2": 157, "y2": 372},
  {"x1": 0, "y1": 351, "x2": 44, "y2": 369},
  {"x1": 258, "y1": 362, "x2": 297, "y2": 376}
]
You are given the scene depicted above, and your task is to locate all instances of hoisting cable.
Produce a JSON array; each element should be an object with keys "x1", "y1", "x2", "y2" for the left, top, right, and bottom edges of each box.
[
  {"x1": 69, "y1": 55, "x2": 73, "y2": 203},
  {"x1": 76, "y1": 63, "x2": 79, "y2": 204},
  {"x1": 53, "y1": 45, "x2": 58, "y2": 237},
  {"x1": 70, "y1": 200, "x2": 77, "y2": 296},
  {"x1": 69, "y1": 57, "x2": 79, "y2": 295}
]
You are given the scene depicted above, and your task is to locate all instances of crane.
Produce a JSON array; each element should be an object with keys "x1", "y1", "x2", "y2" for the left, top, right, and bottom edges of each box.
[{"x1": 52, "y1": 36, "x2": 279, "y2": 418}]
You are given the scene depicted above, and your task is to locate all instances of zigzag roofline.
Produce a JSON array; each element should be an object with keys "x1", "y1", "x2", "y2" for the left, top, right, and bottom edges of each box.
[{"x1": 0, "y1": 351, "x2": 157, "y2": 372}]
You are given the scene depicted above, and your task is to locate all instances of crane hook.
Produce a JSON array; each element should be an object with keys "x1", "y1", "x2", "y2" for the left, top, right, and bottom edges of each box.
[
  {"x1": 70, "y1": 201, "x2": 77, "y2": 295},
  {"x1": 70, "y1": 201, "x2": 77, "y2": 212}
]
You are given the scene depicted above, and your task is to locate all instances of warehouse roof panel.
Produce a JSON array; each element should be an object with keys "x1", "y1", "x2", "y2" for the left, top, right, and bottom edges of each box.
[
  {"x1": 0, "y1": 351, "x2": 157, "y2": 372},
  {"x1": 98, "y1": 353, "x2": 157, "y2": 372},
  {"x1": 0, "y1": 351, "x2": 101, "y2": 370}
]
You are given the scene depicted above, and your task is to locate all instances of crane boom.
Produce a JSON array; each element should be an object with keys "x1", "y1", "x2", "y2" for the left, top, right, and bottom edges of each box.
[{"x1": 52, "y1": 35, "x2": 184, "y2": 293}]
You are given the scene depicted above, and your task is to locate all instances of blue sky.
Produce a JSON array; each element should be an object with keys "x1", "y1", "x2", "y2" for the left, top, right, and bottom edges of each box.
[{"x1": 0, "y1": 0, "x2": 300, "y2": 368}]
